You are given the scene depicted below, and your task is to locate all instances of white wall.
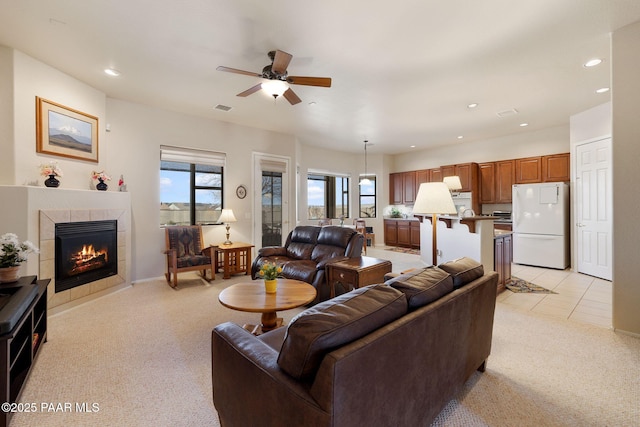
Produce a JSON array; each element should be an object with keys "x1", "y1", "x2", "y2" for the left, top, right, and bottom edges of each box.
[
  {"x1": 0, "y1": 46, "x2": 14, "y2": 183},
  {"x1": 612, "y1": 20, "x2": 640, "y2": 335},
  {"x1": 392, "y1": 125, "x2": 570, "y2": 172}
]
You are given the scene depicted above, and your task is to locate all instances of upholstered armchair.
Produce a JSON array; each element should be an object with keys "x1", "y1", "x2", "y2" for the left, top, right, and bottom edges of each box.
[{"x1": 164, "y1": 225, "x2": 215, "y2": 288}]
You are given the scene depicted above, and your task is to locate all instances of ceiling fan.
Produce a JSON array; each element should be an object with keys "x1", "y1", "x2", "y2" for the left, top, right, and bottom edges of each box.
[{"x1": 216, "y1": 50, "x2": 332, "y2": 105}]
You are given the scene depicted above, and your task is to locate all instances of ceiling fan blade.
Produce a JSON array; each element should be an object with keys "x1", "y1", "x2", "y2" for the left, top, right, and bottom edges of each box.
[
  {"x1": 272, "y1": 50, "x2": 293, "y2": 75},
  {"x1": 216, "y1": 66, "x2": 261, "y2": 78},
  {"x1": 283, "y1": 88, "x2": 302, "y2": 105},
  {"x1": 237, "y1": 84, "x2": 263, "y2": 97},
  {"x1": 286, "y1": 76, "x2": 332, "y2": 87}
]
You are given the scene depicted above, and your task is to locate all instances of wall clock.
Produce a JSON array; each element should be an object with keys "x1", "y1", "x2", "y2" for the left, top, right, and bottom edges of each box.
[{"x1": 236, "y1": 185, "x2": 247, "y2": 199}]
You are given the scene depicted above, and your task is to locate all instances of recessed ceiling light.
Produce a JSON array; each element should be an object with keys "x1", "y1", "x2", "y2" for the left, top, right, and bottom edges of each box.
[
  {"x1": 104, "y1": 68, "x2": 121, "y2": 77},
  {"x1": 596, "y1": 87, "x2": 610, "y2": 94},
  {"x1": 467, "y1": 103, "x2": 478, "y2": 109},
  {"x1": 410, "y1": 145, "x2": 416, "y2": 148},
  {"x1": 308, "y1": 101, "x2": 316, "y2": 106},
  {"x1": 519, "y1": 123, "x2": 529, "y2": 127},
  {"x1": 457, "y1": 136, "x2": 464, "y2": 139},
  {"x1": 584, "y1": 58, "x2": 602, "y2": 67}
]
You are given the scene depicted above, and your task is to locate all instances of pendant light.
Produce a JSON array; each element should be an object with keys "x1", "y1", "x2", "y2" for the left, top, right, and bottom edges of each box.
[{"x1": 359, "y1": 140, "x2": 372, "y2": 186}]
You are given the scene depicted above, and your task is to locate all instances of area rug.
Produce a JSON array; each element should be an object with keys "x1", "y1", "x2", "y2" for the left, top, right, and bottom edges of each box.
[
  {"x1": 385, "y1": 247, "x2": 421, "y2": 255},
  {"x1": 506, "y1": 277, "x2": 557, "y2": 294}
]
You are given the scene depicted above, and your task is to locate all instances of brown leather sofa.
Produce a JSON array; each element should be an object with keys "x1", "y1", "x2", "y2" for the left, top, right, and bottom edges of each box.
[
  {"x1": 251, "y1": 225, "x2": 364, "y2": 303},
  {"x1": 212, "y1": 258, "x2": 498, "y2": 427}
]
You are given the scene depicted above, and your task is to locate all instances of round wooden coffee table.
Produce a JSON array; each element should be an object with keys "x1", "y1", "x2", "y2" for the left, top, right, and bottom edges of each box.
[{"x1": 218, "y1": 279, "x2": 317, "y2": 334}]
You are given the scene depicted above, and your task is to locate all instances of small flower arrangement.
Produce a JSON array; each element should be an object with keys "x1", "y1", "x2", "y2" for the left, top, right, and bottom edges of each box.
[
  {"x1": 91, "y1": 170, "x2": 111, "y2": 181},
  {"x1": 0, "y1": 233, "x2": 39, "y2": 268},
  {"x1": 258, "y1": 262, "x2": 282, "y2": 280},
  {"x1": 39, "y1": 162, "x2": 63, "y2": 177}
]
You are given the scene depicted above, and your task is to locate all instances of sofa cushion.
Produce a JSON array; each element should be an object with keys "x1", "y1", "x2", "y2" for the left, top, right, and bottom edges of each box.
[
  {"x1": 385, "y1": 266, "x2": 454, "y2": 308},
  {"x1": 281, "y1": 260, "x2": 318, "y2": 284},
  {"x1": 278, "y1": 284, "x2": 407, "y2": 380},
  {"x1": 438, "y1": 257, "x2": 484, "y2": 288},
  {"x1": 286, "y1": 226, "x2": 320, "y2": 260}
]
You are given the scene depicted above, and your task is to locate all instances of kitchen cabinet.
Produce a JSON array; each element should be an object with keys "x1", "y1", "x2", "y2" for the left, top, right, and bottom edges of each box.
[
  {"x1": 384, "y1": 219, "x2": 420, "y2": 248},
  {"x1": 515, "y1": 156, "x2": 542, "y2": 184},
  {"x1": 440, "y1": 165, "x2": 455, "y2": 180},
  {"x1": 496, "y1": 160, "x2": 515, "y2": 203},
  {"x1": 390, "y1": 173, "x2": 404, "y2": 205},
  {"x1": 494, "y1": 233, "x2": 512, "y2": 293},
  {"x1": 403, "y1": 171, "x2": 417, "y2": 204},
  {"x1": 416, "y1": 169, "x2": 429, "y2": 187},
  {"x1": 429, "y1": 168, "x2": 442, "y2": 182},
  {"x1": 479, "y1": 162, "x2": 496, "y2": 204},
  {"x1": 389, "y1": 172, "x2": 417, "y2": 205},
  {"x1": 542, "y1": 153, "x2": 570, "y2": 182}
]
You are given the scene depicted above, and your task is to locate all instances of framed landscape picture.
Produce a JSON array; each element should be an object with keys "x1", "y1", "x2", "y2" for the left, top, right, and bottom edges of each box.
[{"x1": 36, "y1": 97, "x2": 99, "y2": 162}]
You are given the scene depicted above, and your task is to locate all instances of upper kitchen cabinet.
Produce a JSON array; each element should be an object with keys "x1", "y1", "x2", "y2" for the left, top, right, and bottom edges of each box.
[
  {"x1": 495, "y1": 160, "x2": 515, "y2": 203},
  {"x1": 514, "y1": 156, "x2": 542, "y2": 183},
  {"x1": 429, "y1": 168, "x2": 443, "y2": 182},
  {"x1": 542, "y1": 153, "x2": 570, "y2": 182},
  {"x1": 416, "y1": 169, "x2": 429, "y2": 187},
  {"x1": 389, "y1": 171, "x2": 417, "y2": 205},
  {"x1": 442, "y1": 163, "x2": 479, "y2": 193},
  {"x1": 479, "y1": 162, "x2": 496, "y2": 204}
]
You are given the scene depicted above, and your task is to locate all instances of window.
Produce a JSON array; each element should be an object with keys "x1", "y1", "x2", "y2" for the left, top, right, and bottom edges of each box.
[
  {"x1": 358, "y1": 175, "x2": 376, "y2": 218},
  {"x1": 307, "y1": 173, "x2": 349, "y2": 219},
  {"x1": 160, "y1": 146, "x2": 225, "y2": 226}
]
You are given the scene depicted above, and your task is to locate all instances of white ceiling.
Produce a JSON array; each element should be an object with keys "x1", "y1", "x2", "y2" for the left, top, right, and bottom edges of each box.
[{"x1": 1, "y1": 0, "x2": 639, "y2": 154}]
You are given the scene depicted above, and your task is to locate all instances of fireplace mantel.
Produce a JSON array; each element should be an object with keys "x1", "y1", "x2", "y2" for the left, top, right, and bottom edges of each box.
[{"x1": 0, "y1": 185, "x2": 131, "y2": 314}]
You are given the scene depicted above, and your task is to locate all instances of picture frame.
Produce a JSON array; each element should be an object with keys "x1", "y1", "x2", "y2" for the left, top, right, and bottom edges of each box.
[{"x1": 36, "y1": 97, "x2": 99, "y2": 163}]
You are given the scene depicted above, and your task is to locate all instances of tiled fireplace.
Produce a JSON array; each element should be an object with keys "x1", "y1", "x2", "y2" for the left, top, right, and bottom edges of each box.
[
  {"x1": 0, "y1": 186, "x2": 131, "y2": 314},
  {"x1": 40, "y1": 208, "x2": 128, "y2": 311}
]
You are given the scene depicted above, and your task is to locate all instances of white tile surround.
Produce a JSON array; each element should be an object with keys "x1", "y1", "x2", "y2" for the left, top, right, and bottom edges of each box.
[{"x1": 0, "y1": 186, "x2": 132, "y2": 314}]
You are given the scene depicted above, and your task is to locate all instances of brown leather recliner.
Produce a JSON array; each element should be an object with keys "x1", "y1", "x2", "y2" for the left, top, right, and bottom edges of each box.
[{"x1": 251, "y1": 225, "x2": 364, "y2": 303}]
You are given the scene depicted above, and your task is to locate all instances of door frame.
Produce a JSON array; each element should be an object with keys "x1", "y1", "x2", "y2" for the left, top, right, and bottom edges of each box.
[{"x1": 252, "y1": 152, "x2": 291, "y2": 249}]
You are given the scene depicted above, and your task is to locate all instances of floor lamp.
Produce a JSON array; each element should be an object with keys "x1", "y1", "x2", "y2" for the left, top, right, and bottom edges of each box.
[{"x1": 412, "y1": 182, "x2": 458, "y2": 266}]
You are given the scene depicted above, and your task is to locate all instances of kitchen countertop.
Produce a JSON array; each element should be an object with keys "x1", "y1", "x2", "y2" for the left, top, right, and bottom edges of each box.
[{"x1": 494, "y1": 230, "x2": 513, "y2": 237}]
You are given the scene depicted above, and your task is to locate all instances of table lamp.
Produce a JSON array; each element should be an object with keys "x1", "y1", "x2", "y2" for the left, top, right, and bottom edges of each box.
[
  {"x1": 443, "y1": 176, "x2": 462, "y2": 194},
  {"x1": 412, "y1": 182, "x2": 457, "y2": 266},
  {"x1": 219, "y1": 209, "x2": 237, "y2": 245}
]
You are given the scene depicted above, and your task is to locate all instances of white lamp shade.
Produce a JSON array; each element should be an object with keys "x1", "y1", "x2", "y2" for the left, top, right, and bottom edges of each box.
[
  {"x1": 219, "y1": 209, "x2": 237, "y2": 223},
  {"x1": 261, "y1": 80, "x2": 288, "y2": 97},
  {"x1": 443, "y1": 176, "x2": 463, "y2": 191},
  {"x1": 412, "y1": 182, "x2": 457, "y2": 215}
]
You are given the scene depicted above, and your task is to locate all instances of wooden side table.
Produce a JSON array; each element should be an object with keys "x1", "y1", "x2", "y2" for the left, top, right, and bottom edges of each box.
[
  {"x1": 212, "y1": 242, "x2": 254, "y2": 279},
  {"x1": 326, "y1": 256, "x2": 392, "y2": 298}
]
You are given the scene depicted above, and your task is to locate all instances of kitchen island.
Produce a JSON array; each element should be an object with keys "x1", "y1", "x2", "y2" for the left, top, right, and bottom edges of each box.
[{"x1": 414, "y1": 215, "x2": 496, "y2": 275}]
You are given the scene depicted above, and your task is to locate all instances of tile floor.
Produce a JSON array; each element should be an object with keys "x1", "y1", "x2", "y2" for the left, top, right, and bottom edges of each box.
[{"x1": 367, "y1": 246, "x2": 613, "y2": 329}]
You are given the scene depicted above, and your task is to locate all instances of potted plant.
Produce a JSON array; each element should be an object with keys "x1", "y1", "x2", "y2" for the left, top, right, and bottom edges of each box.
[
  {"x1": 0, "y1": 233, "x2": 39, "y2": 283},
  {"x1": 91, "y1": 170, "x2": 111, "y2": 191},
  {"x1": 258, "y1": 262, "x2": 282, "y2": 293}
]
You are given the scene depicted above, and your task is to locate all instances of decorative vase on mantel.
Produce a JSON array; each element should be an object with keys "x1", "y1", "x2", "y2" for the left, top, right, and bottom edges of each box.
[
  {"x1": 44, "y1": 174, "x2": 60, "y2": 188},
  {"x1": 0, "y1": 266, "x2": 20, "y2": 284},
  {"x1": 96, "y1": 178, "x2": 108, "y2": 191},
  {"x1": 264, "y1": 279, "x2": 277, "y2": 294}
]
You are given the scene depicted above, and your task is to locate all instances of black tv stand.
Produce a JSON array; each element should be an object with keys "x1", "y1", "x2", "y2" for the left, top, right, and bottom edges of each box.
[{"x1": 0, "y1": 276, "x2": 48, "y2": 427}]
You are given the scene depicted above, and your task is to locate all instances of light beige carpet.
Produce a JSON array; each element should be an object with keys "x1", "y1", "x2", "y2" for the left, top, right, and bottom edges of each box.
[{"x1": 10, "y1": 273, "x2": 640, "y2": 426}]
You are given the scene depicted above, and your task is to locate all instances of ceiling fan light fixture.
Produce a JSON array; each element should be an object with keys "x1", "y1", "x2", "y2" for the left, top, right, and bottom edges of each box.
[{"x1": 261, "y1": 80, "x2": 288, "y2": 98}]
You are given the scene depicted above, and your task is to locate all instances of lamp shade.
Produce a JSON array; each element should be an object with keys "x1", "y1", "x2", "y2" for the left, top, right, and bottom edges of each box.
[
  {"x1": 219, "y1": 209, "x2": 237, "y2": 223},
  {"x1": 412, "y1": 182, "x2": 457, "y2": 215},
  {"x1": 443, "y1": 176, "x2": 463, "y2": 191}
]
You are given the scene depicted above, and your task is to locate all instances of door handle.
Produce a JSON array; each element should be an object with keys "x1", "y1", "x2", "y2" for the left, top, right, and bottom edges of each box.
[{"x1": 577, "y1": 223, "x2": 586, "y2": 227}]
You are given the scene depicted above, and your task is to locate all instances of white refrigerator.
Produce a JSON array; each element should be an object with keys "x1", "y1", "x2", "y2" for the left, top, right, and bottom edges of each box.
[{"x1": 512, "y1": 182, "x2": 569, "y2": 269}]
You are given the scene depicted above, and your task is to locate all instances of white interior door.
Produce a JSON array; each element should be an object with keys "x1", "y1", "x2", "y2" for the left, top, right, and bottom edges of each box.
[
  {"x1": 253, "y1": 153, "x2": 290, "y2": 249},
  {"x1": 575, "y1": 138, "x2": 612, "y2": 280}
]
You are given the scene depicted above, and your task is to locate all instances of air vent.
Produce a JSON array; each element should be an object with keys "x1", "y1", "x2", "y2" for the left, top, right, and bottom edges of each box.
[
  {"x1": 496, "y1": 108, "x2": 518, "y2": 118},
  {"x1": 214, "y1": 104, "x2": 232, "y2": 112}
]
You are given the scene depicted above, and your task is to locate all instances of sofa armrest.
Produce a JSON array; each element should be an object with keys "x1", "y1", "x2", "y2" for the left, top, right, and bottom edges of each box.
[
  {"x1": 316, "y1": 255, "x2": 348, "y2": 270},
  {"x1": 212, "y1": 322, "x2": 329, "y2": 426},
  {"x1": 258, "y1": 246, "x2": 288, "y2": 257}
]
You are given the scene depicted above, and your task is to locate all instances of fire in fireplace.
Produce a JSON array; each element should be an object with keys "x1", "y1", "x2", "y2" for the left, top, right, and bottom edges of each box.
[{"x1": 55, "y1": 220, "x2": 118, "y2": 293}]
